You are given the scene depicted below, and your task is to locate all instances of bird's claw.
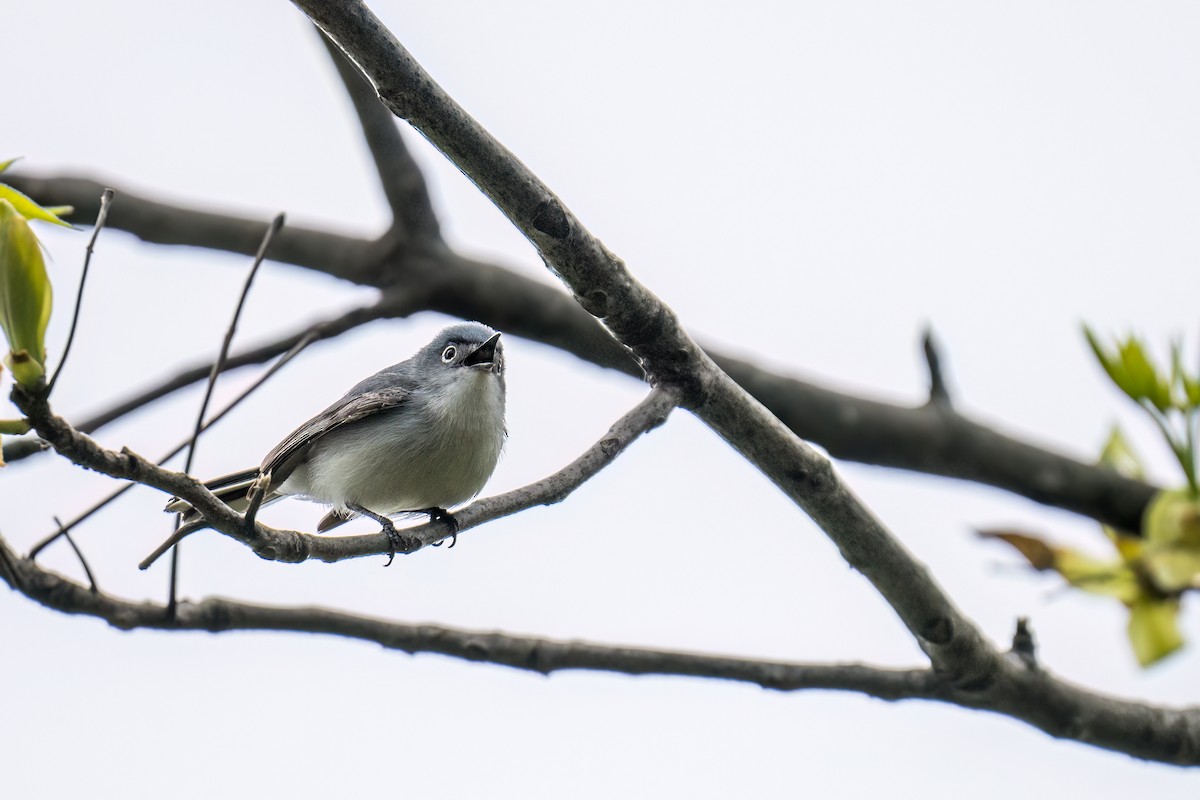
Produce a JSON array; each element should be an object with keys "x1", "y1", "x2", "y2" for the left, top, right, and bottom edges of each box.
[{"x1": 381, "y1": 522, "x2": 405, "y2": 567}]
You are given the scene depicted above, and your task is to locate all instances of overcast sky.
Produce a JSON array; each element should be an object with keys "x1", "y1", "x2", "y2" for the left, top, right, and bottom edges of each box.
[{"x1": 4, "y1": 2, "x2": 1199, "y2": 796}]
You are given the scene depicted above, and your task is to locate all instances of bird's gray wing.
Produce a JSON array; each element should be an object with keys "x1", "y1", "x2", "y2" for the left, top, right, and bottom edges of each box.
[{"x1": 259, "y1": 383, "x2": 413, "y2": 485}]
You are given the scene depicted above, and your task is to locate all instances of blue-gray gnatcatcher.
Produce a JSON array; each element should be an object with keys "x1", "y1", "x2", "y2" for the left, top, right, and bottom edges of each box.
[{"x1": 167, "y1": 322, "x2": 506, "y2": 555}]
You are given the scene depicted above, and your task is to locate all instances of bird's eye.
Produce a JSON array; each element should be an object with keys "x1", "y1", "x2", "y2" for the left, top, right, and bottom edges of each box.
[{"x1": 441, "y1": 345, "x2": 457, "y2": 363}]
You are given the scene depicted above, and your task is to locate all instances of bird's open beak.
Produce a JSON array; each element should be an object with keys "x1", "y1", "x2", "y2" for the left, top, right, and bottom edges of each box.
[{"x1": 463, "y1": 333, "x2": 501, "y2": 370}]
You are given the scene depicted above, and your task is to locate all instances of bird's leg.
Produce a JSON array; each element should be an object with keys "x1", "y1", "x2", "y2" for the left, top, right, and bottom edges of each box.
[
  {"x1": 348, "y1": 504, "x2": 410, "y2": 567},
  {"x1": 242, "y1": 470, "x2": 272, "y2": 536},
  {"x1": 422, "y1": 507, "x2": 460, "y2": 548}
]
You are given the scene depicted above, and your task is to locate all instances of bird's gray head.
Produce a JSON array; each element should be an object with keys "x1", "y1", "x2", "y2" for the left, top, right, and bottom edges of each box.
[{"x1": 415, "y1": 322, "x2": 505, "y2": 378}]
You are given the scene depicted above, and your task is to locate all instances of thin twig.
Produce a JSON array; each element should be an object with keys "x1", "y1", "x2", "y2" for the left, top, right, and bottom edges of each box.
[
  {"x1": 55, "y1": 516, "x2": 100, "y2": 593},
  {"x1": 46, "y1": 188, "x2": 114, "y2": 395},
  {"x1": 138, "y1": 518, "x2": 209, "y2": 570},
  {"x1": 922, "y1": 325, "x2": 952, "y2": 407},
  {"x1": 171, "y1": 214, "x2": 283, "y2": 614},
  {"x1": 181, "y1": 212, "x2": 285, "y2": 477},
  {"x1": 31, "y1": 483, "x2": 135, "y2": 559}
]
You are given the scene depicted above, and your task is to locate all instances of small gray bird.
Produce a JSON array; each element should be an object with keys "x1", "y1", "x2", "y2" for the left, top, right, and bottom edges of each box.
[{"x1": 167, "y1": 322, "x2": 506, "y2": 557}]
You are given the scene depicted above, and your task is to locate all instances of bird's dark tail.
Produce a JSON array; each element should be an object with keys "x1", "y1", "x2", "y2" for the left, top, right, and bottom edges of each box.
[
  {"x1": 317, "y1": 508, "x2": 356, "y2": 531},
  {"x1": 164, "y1": 468, "x2": 271, "y2": 517}
]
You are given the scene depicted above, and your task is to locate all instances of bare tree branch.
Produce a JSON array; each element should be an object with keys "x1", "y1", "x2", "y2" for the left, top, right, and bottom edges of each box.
[
  {"x1": 3, "y1": 530, "x2": 1196, "y2": 765},
  {"x1": 319, "y1": 29, "x2": 440, "y2": 239},
  {"x1": 47, "y1": 187, "x2": 114, "y2": 396},
  {"x1": 294, "y1": 0, "x2": 1006, "y2": 687},
  {"x1": 0, "y1": 172, "x2": 1156, "y2": 534},
  {"x1": 55, "y1": 518, "x2": 100, "y2": 594},
  {"x1": 0, "y1": 174, "x2": 380, "y2": 284}
]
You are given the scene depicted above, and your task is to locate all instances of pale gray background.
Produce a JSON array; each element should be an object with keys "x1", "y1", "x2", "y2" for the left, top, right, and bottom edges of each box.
[{"x1": 3, "y1": 1, "x2": 1197, "y2": 796}]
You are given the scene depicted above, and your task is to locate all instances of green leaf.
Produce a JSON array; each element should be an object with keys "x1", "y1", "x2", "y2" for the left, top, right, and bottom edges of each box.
[
  {"x1": 1103, "y1": 526, "x2": 1144, "y2": 563},
  {"x1": 0, "y1": 416, "x2": 31, "y2": 468},
  {"x1": 1170, "y1": 341, "x2": 1187, "y2": 410},
  {"x1": 1176, "y1": 340, "x2": 1200, "y2": 407},
  {"x1": 1185, "y1": 374, "x2": 1200, "y2": 407},
  {"x1": 1143, "y1": 488, "x2": 1200, "y2": 548},
  {"x1": 980, "y1": 522, "x2": 1187, "y2": 667},
  {"x1": 1085, "y1": 326, "x2": 1126, "y2": 390},
  {"x1": 1055, "y1": 549, "x2": 1141, "y2": 602},
  {"x1": 0, "y1": 419, "x2": 30, "y2": 435},
  {"x1": 978, "y1": 529, "x2": 1057, "y2": 570},
  {"x1": 1143, "y1": 548, "x2": 1200, "y2": 593},
  {"x1": 1117, "y1": 337, "x2": 1171, "y2": 411},
  {"x1": 1127, "y1": 597, "x2": 1183, "y2": 667},
  {"x1": 0, "y1": 183, "x2": 75, "y2": 229},
  {"x1": 0, "y1": 157, "x2": 19, "y2": 174},
  {"x1": 1140, "y1": 489, "x2": 1200, "y2": 592},
  {"x1": 0, "y1": 199, "x2": 53, "y2": 385},
  {"x1": 978, "y1": 529, "x2": 1140, "y2": 602},
  {"x1": 1098, "y1": 425, "x2": 1144, "y2": 480}
]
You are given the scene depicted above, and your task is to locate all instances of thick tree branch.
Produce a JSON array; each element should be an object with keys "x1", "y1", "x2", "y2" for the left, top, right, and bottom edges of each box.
[
  {"x1": 1, "y1": 172, "x2": 1156, "y2": 533},
  {"x1": 3, "y1": 532, "x2": 1197, "y2": 765},
  {"x1": 319, "y1": 30, "x2": 440, "y2": 239},
  {"x1": 297, "y1": 0, "x2": 1006, "y2": 685},
  {"x1": 1, "y1": 174, "x2": 382, "y2": 285}
]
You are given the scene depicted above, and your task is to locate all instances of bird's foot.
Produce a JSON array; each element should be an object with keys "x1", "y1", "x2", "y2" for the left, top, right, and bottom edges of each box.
[
  {"x1": 348, "y1": 504, "x2": 410, "y2": 567},
  {"x1": 424, "y1": 507, "x2": 460, "y2": 548},
  {"x1": 380, "y1": 520, "x2": 406, "y2": 567}
]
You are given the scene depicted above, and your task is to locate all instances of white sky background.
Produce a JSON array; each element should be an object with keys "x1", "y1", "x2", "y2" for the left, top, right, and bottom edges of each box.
[{"x1": 3, "y1": 1, "x2": 1199, "y2": 796}]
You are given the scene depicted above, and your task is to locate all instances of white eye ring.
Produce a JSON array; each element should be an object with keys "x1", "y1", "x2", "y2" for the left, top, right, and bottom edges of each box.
[{"x1": 441, "y1": 345, "x2": 457, "y2": 363}]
